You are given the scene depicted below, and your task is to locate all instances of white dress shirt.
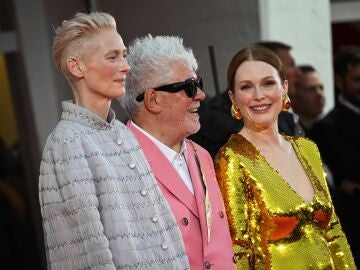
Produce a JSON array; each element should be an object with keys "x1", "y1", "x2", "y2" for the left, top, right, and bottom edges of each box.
[{"x1": 131, "y1": 121, "x2": 194, "y2": 194}]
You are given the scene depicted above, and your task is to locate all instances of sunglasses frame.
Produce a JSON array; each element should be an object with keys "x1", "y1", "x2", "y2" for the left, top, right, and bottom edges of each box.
[{"x1": 136, "y1": 76, "x2": 203, "y2": 102}]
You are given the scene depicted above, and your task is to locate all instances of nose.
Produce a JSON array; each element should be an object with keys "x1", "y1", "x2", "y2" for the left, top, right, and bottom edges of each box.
[
  {"x1": 195, "y1": 88, "x2": 206, "y2": 101},
  {"x1": 120, "y1": 58, "x2": 131, "y2": 74},
  {"x1": 317, "y1": 87, "x2": 324, "y2": 95},
  {"x1": 253, "y1": 86, "x2": 265, "y2": 100}
]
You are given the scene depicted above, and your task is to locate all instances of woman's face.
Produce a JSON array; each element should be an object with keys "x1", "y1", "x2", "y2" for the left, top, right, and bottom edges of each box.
[
  {"x1": 229, "y1": 60, "x2": 287, "y2": 130},
  {"x1": 81, "y1": 28, "x2": 130, "y2": 100}
]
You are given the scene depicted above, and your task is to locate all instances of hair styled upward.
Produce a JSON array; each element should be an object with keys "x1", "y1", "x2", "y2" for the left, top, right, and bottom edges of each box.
[
  {"x1": 52, "y1": 12, "x2": 116, "y2": 78},
  {"x1": 227, "y1": 44, "x2": 285, "y2": 92},
  {"x1": 298, "y1": 64, "x2": 317, "y2": 75},
  {"x1": 334, "y1": 46, "x2": 360, "y2": 77},
  {"x1": 120, "y1": 35, "x2": 198, "y2": 119}
]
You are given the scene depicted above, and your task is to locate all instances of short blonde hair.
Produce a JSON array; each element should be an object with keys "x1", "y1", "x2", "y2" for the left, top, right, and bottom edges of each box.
[{"x1": 52, "y1": 12, "x2": 116, "y2": 77}]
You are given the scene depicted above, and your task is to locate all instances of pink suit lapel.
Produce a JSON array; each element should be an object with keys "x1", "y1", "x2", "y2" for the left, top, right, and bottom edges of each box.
[
  {"x1": 185, "y1": 139, "x2": 212, "y2": 244},
  {"x1": 127, "y1": 121, "x2": 199, "y2": 217}
]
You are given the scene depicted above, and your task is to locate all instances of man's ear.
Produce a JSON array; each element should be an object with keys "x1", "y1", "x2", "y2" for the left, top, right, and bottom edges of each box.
[
  {"x1": 67, "y1": 57, "x2": 85, "y2": 79},
  {"x1": 143, "y1": 89, "x2": 161, "y2": 113},
  {"x1": 335, "y1": 74, "x2": 343, "y2": 92}
]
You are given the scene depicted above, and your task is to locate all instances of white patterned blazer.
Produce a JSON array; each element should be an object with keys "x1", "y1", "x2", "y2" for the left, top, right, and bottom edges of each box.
[{"x1": 39, "y1": 101, "x2": 189, "y2": 270}]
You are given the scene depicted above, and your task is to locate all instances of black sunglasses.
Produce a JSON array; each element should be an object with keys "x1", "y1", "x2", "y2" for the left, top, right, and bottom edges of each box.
[{"x1": 136, "y1": 76, "x2": 203, "y2": 102}]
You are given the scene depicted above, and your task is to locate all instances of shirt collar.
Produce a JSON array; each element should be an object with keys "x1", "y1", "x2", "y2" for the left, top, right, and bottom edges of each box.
[
  {"x1": 131, "y1": 121, "x2": 187, "y2": 163},
  {"x1": 338, "y1": 95, "x2": 360, "y2": 115}
]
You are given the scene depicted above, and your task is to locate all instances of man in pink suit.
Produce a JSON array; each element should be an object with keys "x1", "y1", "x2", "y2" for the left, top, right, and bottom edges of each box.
[{"x1": 120, "y1": 35, "x2": 236, "y2": 269}]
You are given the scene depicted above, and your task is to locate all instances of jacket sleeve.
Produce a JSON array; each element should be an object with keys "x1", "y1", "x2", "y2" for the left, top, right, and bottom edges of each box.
[
  {"x1": 325, "y1": 205, "x2": 356, "y2": 269},
  {"x1": 215, "y1": 148, "x2": 266, "y2": 270},
  {"x1": 39, "y1": 138, "x2": 116, "y2": 270},
  {"x1": 319, "y1": 174, "x2": 356, "y2": 267}
]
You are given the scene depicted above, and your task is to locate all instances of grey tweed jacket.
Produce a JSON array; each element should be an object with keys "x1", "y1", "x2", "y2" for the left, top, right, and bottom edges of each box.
[{"x1": 39, "y1": 101, "x2": 190, "y2": 270}]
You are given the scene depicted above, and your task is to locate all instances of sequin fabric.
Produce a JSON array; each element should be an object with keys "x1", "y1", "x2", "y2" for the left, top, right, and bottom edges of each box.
[{"x1": 215, "y1": 134, "x2": 356, "y2": 270}]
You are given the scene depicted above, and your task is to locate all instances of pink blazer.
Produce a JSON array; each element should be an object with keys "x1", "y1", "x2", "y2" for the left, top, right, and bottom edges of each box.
[{"x1": 128, "y1": 122, "x2": 235, "y2": 270}]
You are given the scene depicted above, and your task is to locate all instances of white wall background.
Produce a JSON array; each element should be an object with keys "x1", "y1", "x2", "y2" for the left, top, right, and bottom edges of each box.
[
  {"x1": 14, "y1": 0, "x2": 60, "y2": 148},
  {"x1": 259, "y1": 0, "x2": 334, "y2": 114}
]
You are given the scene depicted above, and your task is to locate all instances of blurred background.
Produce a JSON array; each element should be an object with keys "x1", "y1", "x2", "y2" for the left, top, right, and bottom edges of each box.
[{"x1": 0, "y1": 0, "x2": 359, "y2": 268}]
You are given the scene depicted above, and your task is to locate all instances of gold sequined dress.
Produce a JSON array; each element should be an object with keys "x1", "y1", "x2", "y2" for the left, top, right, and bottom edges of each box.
[{"x1": 215, "y1": 134, "x2": 355, "y2": 270}]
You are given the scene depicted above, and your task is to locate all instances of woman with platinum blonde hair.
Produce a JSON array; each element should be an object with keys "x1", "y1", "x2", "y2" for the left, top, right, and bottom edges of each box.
[{"x1": 39, "y1": 12, "x2": 190, "y2": 269}]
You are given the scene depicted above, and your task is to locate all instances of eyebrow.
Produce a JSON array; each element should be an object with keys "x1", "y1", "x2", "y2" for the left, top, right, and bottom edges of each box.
[
  {"x1": 106, "y1": 48, "x2": 127, "y2": 55},
  {"x1": 238, "y1": 76, "x2": 276, "y2": 83},
  {"x1": 262, "y1": 76, "x2": 276, "y2": 80}
]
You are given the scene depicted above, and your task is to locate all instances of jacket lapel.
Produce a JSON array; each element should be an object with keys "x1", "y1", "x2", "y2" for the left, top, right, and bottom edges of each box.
[
  {"x1": 185, "y1": 140, "x2": 211, "y2": 243},
  {"x1": 127, "y1": 122, "x2": 199, "y2": 217}
]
